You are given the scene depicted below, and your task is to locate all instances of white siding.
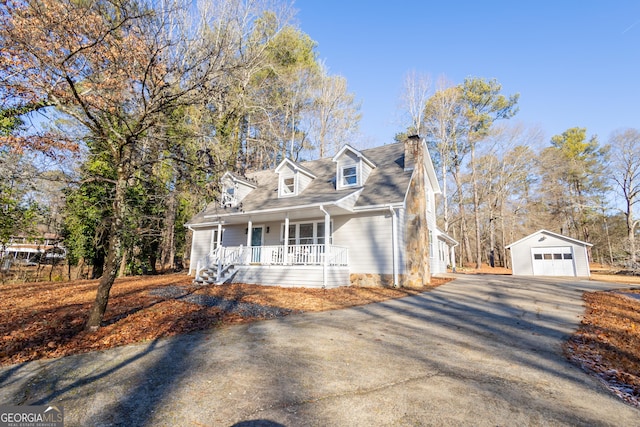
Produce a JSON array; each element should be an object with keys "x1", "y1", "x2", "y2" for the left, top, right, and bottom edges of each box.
[
  {"x1": 263, "y1": 221, "x2": 283, "y2": 246},
  {"x1": 221, "y1": 225, "x2": 246, "y2": 247},
  {"x1": 510, "y1": 240, "x2": 534, "y2": 275},
  {"x1": 425, "y1": 186, "x2": 440, "y2": 274},
  {"x1": 189, "y1": 228, "x2": 212, "y2": 275},
  {"x1": 361, "y1": 161, "x2": 373, "y2": 185},
  {"x1": 333, "y1": 212, "x2": 393, "y2": 274},
  {"x1": 396, "y1": 207, "x2": 406, "y2": 273},
  {"x1": 235, "y1": 182, "x2": 254, "y2": 202},
  {"x1": 231, "y1": 265, "x2": 349, "y2": 288},
  {"x1": 433, "y1": 234, "x2": 451, "y2": 275},
  {"x1": 298, "y1": 172, "x2": 313, "y2": 193}
]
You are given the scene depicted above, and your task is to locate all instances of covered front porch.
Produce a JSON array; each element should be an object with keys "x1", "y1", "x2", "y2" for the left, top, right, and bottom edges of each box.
[
  {"x1": 191, "y1": 203, "x2": 353, "y2": 288},
  {"x1": 195, "y1": 243, "x2": 349, "y2": 288}
]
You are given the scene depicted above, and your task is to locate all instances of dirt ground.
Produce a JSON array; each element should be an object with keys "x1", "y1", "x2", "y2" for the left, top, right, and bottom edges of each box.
[
  {"x1": 1, "y1": 267, "x2": 638, "y2": 406},
  {"x1": 0, "y1": 274, "x2": 444, "y2": 366}
]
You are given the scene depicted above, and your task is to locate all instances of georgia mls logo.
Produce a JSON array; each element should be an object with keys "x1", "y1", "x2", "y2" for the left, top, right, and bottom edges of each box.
[
  {"x1": 0, "y1": 404, "x2": 64, "y2": 427},
  {"x1": 44, "y1": 406, "x2": 62, "y2": 417}
]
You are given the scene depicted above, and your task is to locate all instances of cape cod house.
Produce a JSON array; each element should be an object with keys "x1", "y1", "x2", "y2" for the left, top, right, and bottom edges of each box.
[{"x1": 185, "y1": 136, "x2": 457, "y2": 288}]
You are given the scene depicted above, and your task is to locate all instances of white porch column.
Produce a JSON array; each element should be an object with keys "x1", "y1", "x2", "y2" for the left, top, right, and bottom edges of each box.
[
  {"x1": 283, "y1": 215, "x2": 290, "y2": 265},
  {"x1": 216, "y1": 223, "x2": 222, "y2": 249},
  {"x1": 320, "y1": 205, "x2": 331, "y2": 288},
  {"x1": 450, "y1": 245, "x2": 457, "y2": 272},
  {"x1": 246, "y1": 219, "x2": 252, "y2": 247}
]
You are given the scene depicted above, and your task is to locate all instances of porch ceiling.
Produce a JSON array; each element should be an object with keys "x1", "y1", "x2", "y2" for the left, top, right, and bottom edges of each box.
[{"x1": 202, "y1": 204, "x2": 353, "y2": 226}]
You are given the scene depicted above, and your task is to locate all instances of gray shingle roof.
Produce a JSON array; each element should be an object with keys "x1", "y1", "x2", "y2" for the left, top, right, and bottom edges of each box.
[{"x1": 187, "y1": 142, "x2": 412, "y2": 225}]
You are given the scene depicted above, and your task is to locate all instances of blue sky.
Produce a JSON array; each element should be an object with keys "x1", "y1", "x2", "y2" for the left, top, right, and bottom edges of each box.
[{"x1": 294, "y1": 1, "x2": 640, "y2": 149}]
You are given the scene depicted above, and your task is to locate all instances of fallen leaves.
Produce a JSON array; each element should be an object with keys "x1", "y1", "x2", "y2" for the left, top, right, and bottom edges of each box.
[
  {"x1": 0, "y1": 273, "x2": 446, "y2": 366},
  {"x1": 564, "y1": 289, "x2": 640, "y2": 407}
]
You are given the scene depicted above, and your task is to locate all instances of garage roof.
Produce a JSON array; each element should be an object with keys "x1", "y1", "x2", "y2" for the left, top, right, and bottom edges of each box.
[{"x1": 505, "y1": 229, "x2": 593, "y2": 249}]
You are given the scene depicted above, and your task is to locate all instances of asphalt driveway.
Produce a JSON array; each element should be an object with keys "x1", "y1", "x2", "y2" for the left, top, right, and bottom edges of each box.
[{"x1": 1, "y1": 274, "x2": 639, "y2": 426}]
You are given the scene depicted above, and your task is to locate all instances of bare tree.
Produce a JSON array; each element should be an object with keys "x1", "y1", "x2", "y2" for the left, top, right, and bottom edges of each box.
[
  {"x1": 423, "y1": 76, "x2": 465, "y2": 234},
  {"x1": 476, "y1": 124, "x2": 542, "y2": 267},
  {"x1": 460, "y1": 78, "x2": 519, "y2": 268},
  {"x1": 609, "y1": 128, "x2": 640, "y2": 264},
  {"x1": 399, "y1": 70, "x2": 432, "y2": 136},
  {"x1": 305, "y1": 63, "x2": 361, "y2": 158}
]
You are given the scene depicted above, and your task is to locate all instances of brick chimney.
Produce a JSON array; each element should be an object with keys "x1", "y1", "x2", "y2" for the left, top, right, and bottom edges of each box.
[{"x1": 404, "y1": 134, "x2": 422, "y2": 171}]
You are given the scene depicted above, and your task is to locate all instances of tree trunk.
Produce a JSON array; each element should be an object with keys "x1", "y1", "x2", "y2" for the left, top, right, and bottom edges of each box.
[
  {"x1": 159, "y1": 189, "x2": 177, "y2": 272},
  {"x1": 500, "y1": 206, "x2": 508, "y2": 269},
  {"x1": 603, "y1": 215, "x2": 614, "y2": 265},
  {"x1": 452, "y1": 164, "x2": 473, "y2": 266},
  {"x1": 471, "y1": 145, "x2": 482, "y2": 269},
  {"x1": 118, "y1": 249, "x2": 128, "y2": 277},
  {"x1": 628, "y1": 200, "x2": 637, "y2": 264},
  {"x1": 86, "y1": 174, "x2": 126, "y2": 331},
  {"x1": 489, "y1": 217, "x2": 495, "y2": 268},
  {"x1": 91, "y1": 244, "x2": 105, "y2": 279}
]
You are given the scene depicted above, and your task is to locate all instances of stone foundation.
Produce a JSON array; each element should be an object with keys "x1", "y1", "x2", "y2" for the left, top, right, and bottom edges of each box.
[
  {"x1": 350, "y1": 273, "x2": 430, "y2": 289},
  {"x1": 350, "y1": 273, "x2": 395, "y2": 287}
]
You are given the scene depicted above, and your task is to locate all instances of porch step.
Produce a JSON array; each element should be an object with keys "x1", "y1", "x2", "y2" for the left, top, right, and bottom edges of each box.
[{"x1": 194, "y1": 264, "x2": 237, "y2": 285}]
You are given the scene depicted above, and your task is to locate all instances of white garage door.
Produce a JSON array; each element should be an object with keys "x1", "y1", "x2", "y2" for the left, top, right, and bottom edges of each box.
[{"x1": 531, "y1": 247, "x2": 576, "y2": 276}]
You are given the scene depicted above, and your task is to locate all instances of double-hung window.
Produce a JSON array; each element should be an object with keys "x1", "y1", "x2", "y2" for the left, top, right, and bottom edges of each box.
[
  {"x1": 342, "y1": 166, "x2": 357, "y2": 186},
  {"x1": 281, "y1": 176, "x2": 296, "y2": 196},
  {"x1": 283, "y1": 221, "x2": 333, "y2": 245},
  {"x1": 221, "y1": 185, "x2": 237, "y2": 207}
]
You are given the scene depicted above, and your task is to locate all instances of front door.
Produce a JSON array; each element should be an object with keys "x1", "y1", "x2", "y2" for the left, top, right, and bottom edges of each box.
[{"x1": 251, "y1": 226, "x2": 263, "y2": 263}]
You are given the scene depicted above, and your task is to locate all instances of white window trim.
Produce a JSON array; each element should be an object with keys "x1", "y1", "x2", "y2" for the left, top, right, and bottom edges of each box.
[
  {"x1": 210, "y1": 228, "x2": 224, "y2": 251},
  {"x1": 341, "y1": 165, "x2": 358, "y2": 187},
  {"x1": 279, "y1": 174, "x2": 297, "y2": 197},
  {"x1": 221, "y1": 183, "x2": 238, "y2": 207},
  {"x1": 280, "y1": 220, "x2": 334, "y2": 245}
]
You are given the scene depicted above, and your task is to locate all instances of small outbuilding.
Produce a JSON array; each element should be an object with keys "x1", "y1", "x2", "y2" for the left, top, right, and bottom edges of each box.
[{"x1": 506, "y1": 229, "x2": 592, "y2": 277}]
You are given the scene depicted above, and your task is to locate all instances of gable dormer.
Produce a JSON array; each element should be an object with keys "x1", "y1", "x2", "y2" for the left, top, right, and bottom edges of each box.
[
  {"x1": 332, "y1": 145, "x2": 376, "y2": 190},
  {"x1": 274, "y1": 158, "x2": 316, "y2": 198},
  {"x1": 220, "y1": 172, "x2": 256, "y2": 207}
]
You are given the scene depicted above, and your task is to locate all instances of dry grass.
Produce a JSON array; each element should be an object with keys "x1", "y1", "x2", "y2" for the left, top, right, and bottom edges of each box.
[{"x1": 0, "y1": 273, "x2": 446, "y2": 366}]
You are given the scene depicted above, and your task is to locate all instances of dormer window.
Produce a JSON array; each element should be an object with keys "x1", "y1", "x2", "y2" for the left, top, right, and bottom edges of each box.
[
  {"x1": 282, "y1": 177, "x2": 296, "y2": 195},
  {"x1": 275, "y1": 158, "x2": 316, "y2": 198},
  {"x1": 332, "y1": 145, "x2": 376, "y2": 190},
  {"x1": 221, "y1": 185, "x2": 237, "y2": 207},
  {"x1": 219, "y1": 171, "x2": 256, "y2": 208},
  {"x1": 342, "y1": 166, "x2": 358, "y2": 186}
]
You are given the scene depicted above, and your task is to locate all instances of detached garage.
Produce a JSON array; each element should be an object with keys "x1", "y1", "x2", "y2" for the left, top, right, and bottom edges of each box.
[{"x1": 506, "y1": 230, "x2": 592, "y2": 277}]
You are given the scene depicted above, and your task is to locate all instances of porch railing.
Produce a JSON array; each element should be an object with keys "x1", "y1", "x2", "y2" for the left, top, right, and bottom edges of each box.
[
  {"x1": 198, "y1": 244, "x2": 348, "y2": 274},
  {"x1": 245, "y1": 244, "x2": 348, "y2": 266}
]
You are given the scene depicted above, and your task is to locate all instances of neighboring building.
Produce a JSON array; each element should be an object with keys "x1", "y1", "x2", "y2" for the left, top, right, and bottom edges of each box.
[
  {"x1": 506, "y1": 229, "x2": 592, "y2": 277},
  {"x1": 185, "y1": 136, "x2": 457, "y2": 288},
  {"x1": 1, "y1": 234, "x2": 66, "y2": 269}
]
